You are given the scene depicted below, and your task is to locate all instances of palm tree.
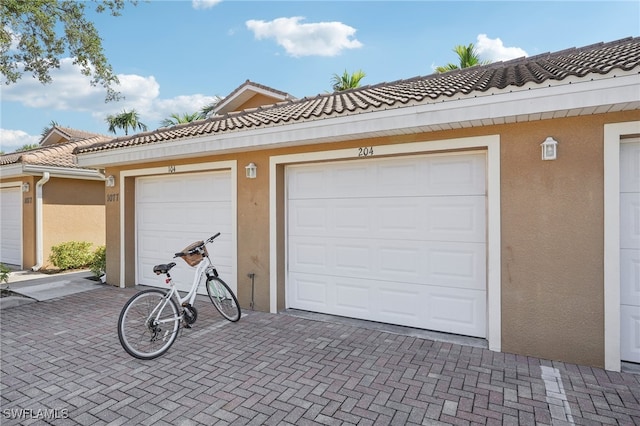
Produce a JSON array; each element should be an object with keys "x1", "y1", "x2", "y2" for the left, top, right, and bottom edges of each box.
[
  {"x1": 160, "y1": 112, "x2": 202, "y2": 128},
  {"x1": 15, "y1": 143, "x2": 40, "y2": 152},
  {"x1": 435, "y1": 43, "x2": 490, "y2": 73},
  {"x1": 199, "y1": 96, "x2": 223, "y2": 119},
  {"x1": 40, "y1": 120, "x2": 59, "y2": 138},
  {"x1": 331, "y1": 69, "x2": 366, "y2": 92},
  {"x1": 105, "y1": 109, "x2": 148, "y2": 135}
]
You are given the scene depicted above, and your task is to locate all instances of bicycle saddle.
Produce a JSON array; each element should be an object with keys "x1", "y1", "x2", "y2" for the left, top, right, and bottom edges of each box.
[{"x1": 153, "y1": 262, "x2": 176, "y2": 275}]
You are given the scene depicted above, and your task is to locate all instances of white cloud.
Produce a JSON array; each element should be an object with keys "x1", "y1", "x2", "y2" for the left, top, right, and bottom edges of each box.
[
  {"x1": 192, "y1": 0, "x2": 222, "y2": 10},
  {"x1": 246, "y1": 16, "x2": 363, "y2": 57},
  {"x1": 0, "y1": 129, "x2": 41, "y2": 154},
  {"x1": 2, "y1": 57, "x2": 220, "y2": 131},
  {"x1": 475, "y1": 34, "x2": 528, "y2": 62}
]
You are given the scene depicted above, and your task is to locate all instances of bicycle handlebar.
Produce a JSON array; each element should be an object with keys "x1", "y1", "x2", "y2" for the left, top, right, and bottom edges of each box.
[
  {"x1": 173, "y1": 233, "x2": 222, "y2": 257},
  {"x1": 207, "y1": 232, "x2": 221, "y2": 243}
]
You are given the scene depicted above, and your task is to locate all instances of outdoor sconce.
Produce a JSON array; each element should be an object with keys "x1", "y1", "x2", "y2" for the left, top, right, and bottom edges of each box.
[
  {"x1": 21, "y1": 182, "x2": 30, "y2": 193},
  {"x1": 245, "y1": 163, "x2": 257, "y2": 179},
  {"x1": 105, "y1": 175, "x2": 116, "y2": 187},
  {"x1": 541, "y1": 137, "x2": 558, "y2": 161}
]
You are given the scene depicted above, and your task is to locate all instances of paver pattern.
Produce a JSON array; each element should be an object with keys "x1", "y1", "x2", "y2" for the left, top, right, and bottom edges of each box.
[{"x1": 1, "y1": 286, "x2": 639, "y2": 425}]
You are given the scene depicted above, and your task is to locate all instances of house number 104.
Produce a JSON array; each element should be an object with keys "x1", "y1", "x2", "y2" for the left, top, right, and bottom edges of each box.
[{"x1": 358, "y1": 147, "x2": 374, "y2": 157}]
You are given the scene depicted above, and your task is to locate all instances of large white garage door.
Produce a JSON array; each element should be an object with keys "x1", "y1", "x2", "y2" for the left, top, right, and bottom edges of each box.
[
  {"x1": 287, "y1": 152, "x2": 487, "y2": 338},
  {"x1": 621, "y1": 140, "x2": 640, "y2": 363},
  {"x1": 136, "y1": 171, "x2": 234, "y2": 294},
  {"x1": 0, "y1": 187, "x2": 22, "y2": 266}
]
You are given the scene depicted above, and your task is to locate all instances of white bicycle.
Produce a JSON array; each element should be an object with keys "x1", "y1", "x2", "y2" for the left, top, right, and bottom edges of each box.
[{"x1": 117, "y1": 233, "x2": 241, "y2": 360}]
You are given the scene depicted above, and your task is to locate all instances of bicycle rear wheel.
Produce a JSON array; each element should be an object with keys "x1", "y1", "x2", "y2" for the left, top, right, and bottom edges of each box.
[
  {"x1": 117, "y1": 289, "x2": 180, "y2": 360},
  {"x1": 206, "y1": 277, "x2": 241, "y2": 322}
]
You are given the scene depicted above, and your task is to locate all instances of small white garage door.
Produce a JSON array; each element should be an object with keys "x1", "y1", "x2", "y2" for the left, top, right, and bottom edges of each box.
[
  {"x1": 136, "y1": 171, "x2": 234, "y2": 294},
  {"x1": 286, "y1": 152, "x2": 487, "y2": 338},
  {"x1": 620, "y1": 140, "x2": 640, "y2": 363},
  {"x1": 0, "y1": 187, "x2": 22, "y2": 266}
]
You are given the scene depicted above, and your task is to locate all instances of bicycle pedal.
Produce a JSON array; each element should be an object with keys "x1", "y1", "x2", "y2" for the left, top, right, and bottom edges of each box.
[{"x1": 183, "y1": 324, "x2": 192, "y2": 329}]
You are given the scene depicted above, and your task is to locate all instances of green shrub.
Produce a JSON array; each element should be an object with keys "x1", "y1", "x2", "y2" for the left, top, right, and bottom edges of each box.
[
  {"x1": 90, "y1": 246, "x2": 106, "y2": 277},
  {"x1": 49, "y1": 241, "x2": 93, "y2": 270},
  {"x1": 0, "y1": 263, "x2": 10, "y2": 284}
]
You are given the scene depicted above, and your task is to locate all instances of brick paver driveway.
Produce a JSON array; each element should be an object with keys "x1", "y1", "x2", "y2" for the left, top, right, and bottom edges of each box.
[{"x1": 1, "y1": 285, "x2": 639, "y2": 425}]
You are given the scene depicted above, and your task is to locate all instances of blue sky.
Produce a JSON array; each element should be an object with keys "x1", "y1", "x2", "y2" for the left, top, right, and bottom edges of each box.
[{"x1": 1, "y1": 0, "x2": 638, "y2": 153}]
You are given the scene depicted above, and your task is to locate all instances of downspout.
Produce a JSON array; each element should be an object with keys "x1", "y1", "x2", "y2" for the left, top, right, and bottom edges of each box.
[{"x1": 31, "y1": 172, "x2": 50, "y2": 271}]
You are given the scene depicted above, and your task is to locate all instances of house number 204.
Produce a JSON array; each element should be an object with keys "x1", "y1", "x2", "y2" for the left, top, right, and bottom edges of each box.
[{"x1": 358, "y1": 147, "x2": 374, "y2": 157}]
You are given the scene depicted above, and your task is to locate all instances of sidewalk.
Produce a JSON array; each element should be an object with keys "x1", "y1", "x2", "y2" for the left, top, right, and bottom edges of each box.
[{"x1": 0, "y1": 269, "x2": 101, "y2": 309}]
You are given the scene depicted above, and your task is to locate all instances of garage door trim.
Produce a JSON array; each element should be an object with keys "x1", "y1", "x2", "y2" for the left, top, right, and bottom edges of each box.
[
  {"x1": 604, "y1": 121, "x2": 640, "y2": 371},
  {"x1": 119, "y1": 161, "x2": 237, "y2": 289},
  {"x1": 270, "y1": 135, "x2": 502, "y2": 351}
]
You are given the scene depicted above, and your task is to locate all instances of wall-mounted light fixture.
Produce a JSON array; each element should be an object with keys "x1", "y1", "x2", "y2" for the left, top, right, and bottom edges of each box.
[
  {"x1": 541, "y1": 137, "x2": 558, "y2": 161},
  {"x1": 21, "y1": 182, "x2": 30, "y2": 193},
  {"x1": 245, "y1": 163, "x2": 257, "y2": 179},
  {"x1": 105, "y1": 175, "x2": 116, "y2": 187}
]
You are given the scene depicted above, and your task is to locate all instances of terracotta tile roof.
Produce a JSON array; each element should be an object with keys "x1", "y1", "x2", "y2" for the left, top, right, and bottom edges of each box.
[
  {"x1": 221, "y1": 79, "x2": 294, "y2": 103},
  {"x1": 1, "y1": 135, "x2": 110, "y2": 167},
  {"x1": 76, "y1": 36, "x2": 640, "y2": 155},
  {"x1": 50, "y1": 126, "x2": 107, "y2": 141}
]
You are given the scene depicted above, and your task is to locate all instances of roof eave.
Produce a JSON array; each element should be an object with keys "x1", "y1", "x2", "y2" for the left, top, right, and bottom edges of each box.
[
  {"x1": 0, "y1": 163, "x2": 105, "y2": 180},
  {"x1": 76, "y1": 71, "x2": 640, "y2": 168}
]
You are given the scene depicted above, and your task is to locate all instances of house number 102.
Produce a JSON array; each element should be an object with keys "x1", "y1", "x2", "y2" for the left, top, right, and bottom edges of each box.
[{"x1": 358, "y1": 147, "x2": 374, "y2": 157}]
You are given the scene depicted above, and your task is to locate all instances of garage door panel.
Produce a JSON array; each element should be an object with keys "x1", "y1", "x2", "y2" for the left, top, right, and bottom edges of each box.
[
  {"x1": 428, "y1": 155, "x2": 485, "y2": 194},
  {"x1": 0, "y1": 187, "x2": 22, "y2": 266},
  {"x1": 621, "y1": 249, "x2": 640, "y2": 305},
  {"x1": 289, "y1": 196, "x2": 485, "y2": 243},
  {"x1": 288, "y1": 154, "x2": 486, "y2": 200},
  {"x1": 621, "y1": 305, "x2": 640, "y2": 362},
  {"x1": 620, "y1": 193, "x2": 640, "y2": 249},
  {"x1": 291, "y1": 274, "x2": 328, "y2": 308},
  {"x1": 290, "y1": 272, "x2": 486, "y2": 337},
  {"x1": 138, "y1": 174, "x2": 230, "y2": 203},
  {"x1": 428, "y1": 288, "x2": 486, "y2": 336},
  {"x1": 621, "y1": 142, "x2": 640, "y2": 192},
  {"x1": 290, "y1": 236, "x2": 485, "y2": 290},
  {"x1": 138, "y1": 202, "x2": 224, "y2": 231}
]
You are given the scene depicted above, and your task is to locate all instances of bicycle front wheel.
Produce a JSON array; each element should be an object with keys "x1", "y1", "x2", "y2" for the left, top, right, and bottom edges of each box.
[
  {"x1": 206, "y1": 277, "x2": 241, "y2": 322},
  {"x1": 117, "y1": 289, "x2": 180, "y2": 360}
]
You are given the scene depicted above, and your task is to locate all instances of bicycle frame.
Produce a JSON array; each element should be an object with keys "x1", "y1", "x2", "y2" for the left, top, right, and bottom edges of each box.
[
  {"x1": 169, "y1": 256, "x2": 211, "y2": 305},
  {"x1": 150, "y1": 256, "x2": 213, "y2": 328}
]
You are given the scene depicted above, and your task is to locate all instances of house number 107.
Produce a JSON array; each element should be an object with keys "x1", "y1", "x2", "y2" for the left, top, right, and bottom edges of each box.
[{"x1": 358, "y1": 147, "x2": 374, "y2": 157}]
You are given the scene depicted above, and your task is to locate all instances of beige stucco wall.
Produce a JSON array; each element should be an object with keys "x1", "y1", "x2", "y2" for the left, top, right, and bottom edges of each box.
[
  {"x1": 102, "y1": 110, "x2": 639, "y2": 368},
  {"x1": 41, "y1": 178, "x2": 105, "y2": 269}
]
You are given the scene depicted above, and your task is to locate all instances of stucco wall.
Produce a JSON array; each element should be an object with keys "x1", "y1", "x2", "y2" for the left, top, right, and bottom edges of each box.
[
  {"x1": 101, "y1": 110, "x2": 639, "y2": 367},
  {"x1": 499, "y1": 117, "x2": 606, "y2": 367},
  {"x1": 41, "y1": 178, "x2": 105, "y2": 269}
]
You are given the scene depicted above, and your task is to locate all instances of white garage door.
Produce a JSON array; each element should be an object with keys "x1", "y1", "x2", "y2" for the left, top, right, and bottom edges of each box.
[
  {"x1": 0, "y1": 187, "x2": 22, "y2": 266},
  {"x1": 621, "y1": 140, "x2": 640, "y2": 363},
  {"x1": 286, "y1": 152, "x2": 487, "y2": 338},
  {"x1": 136, "y1": 171, "x2": 234, "y2": 294}
]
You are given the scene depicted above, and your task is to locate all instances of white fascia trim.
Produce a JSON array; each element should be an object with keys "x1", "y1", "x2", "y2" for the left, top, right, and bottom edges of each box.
[
  {"x1": 1, "y1": 164, "x2": 104, "y2": 180},
  {"x1": 118, "y1": 161, "x2": 238, "y2": 290},
  {"x1": 269, "y1": 134, "x2": 501, "y2": 351},
  {"x1": 0, "y1": 164, "x2": 27, "y2": 179},
  {"x1": 22, "y1": 165, "x2": 105, "y2": 180},
  {"x1": 603, "y1": 120, "x2": 640, "y2": 372},
  {"x1": 77, "y1": 73, "x2": 638, "y2": 168}
]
